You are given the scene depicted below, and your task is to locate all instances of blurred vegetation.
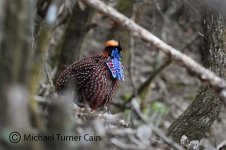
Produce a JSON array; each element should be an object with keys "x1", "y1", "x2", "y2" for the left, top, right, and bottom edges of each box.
[{"x1": 0, "y1": 0, "x2": 226, "y2": 150}]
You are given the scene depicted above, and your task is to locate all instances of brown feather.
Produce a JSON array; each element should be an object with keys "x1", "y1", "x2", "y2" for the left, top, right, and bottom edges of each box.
[{"x1": 56, "y1": 54, "x2": 118, "y2": 110}]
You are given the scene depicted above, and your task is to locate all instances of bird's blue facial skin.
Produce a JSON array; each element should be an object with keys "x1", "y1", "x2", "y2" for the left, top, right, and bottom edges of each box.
[
  {"x1": 111, "y1": 48, "x2": 121, "y2": 60},
  {"x1": 106, "y1": 48, "x2": 124, "y2": 81}
]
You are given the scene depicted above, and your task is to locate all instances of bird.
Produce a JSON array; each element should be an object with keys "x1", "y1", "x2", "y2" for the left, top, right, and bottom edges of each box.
[{"x1": 56, "y1": 40, "x2": 124, "y2": 110}]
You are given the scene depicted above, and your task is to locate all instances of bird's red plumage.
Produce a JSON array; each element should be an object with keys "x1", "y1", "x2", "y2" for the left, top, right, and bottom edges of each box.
[{"x1": 56, "y1": 54, "x2": 118, "y2": 110}]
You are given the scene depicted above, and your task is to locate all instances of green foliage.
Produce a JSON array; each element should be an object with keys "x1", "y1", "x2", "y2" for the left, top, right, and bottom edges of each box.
[
  {"x1": 149, "y1": 101, "x2": 169, "y2": 126},
  {"x1": 121, "y1": 92, "x2": 133, "y2": 101},
  {"x1": 117, "y1": 0, "x2": 133, "y2": 17},
  {"x1": 151, "y1": 101, "x2": 169, "y2": 115}
]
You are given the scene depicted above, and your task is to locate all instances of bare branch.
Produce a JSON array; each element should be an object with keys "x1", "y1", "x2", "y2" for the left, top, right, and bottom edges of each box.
[{"x1": 79, "y1": 0, "x2": 226, "y2": 106}]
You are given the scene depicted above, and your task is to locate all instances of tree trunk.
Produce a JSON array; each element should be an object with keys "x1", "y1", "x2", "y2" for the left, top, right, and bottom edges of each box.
[
  {"x1": 0, "y1": 0, "x2": 5, "y2": 46},
  {"x1": 167, "y1": 10, "x2": 226, "y2": 143},
  {"x1": 56, "y1": 3, "x2": 94, "y2": 75},
  {"x1": 0, "y1": 0, "x2": 33, "y2": 128}
]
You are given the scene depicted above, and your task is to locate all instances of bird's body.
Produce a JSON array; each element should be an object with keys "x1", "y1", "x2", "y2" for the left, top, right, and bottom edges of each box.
[{"x1": 56, "y1": 40, "x2": 124, "y2": 110}]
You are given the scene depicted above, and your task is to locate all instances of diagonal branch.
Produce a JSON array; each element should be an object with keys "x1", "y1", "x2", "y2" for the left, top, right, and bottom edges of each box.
[{"x1": 79, "y1": 0, "x2": 226, "y2": 106}]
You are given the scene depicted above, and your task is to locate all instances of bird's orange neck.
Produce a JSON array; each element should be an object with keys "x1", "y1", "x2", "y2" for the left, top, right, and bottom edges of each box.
[{"x1": 102, "y1": 50, "x2": 110, "y2": 58}]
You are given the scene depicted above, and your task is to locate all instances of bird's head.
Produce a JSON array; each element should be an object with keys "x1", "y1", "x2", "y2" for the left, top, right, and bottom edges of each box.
[
  {"x1": 103, "y1": 40, "x2": 124, "y2": 81},
  {"x1": 102, "y1": 40, "x2": 122, "y2": 58}
]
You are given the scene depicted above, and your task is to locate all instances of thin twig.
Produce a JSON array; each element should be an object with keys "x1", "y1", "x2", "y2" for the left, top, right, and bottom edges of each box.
[
  {"x1": 126, "y1": 59, "x2": 171, "y2": 103},
  {"x1": 180, "y1": 33, "x2": 199, "y2": 51},
  {"x1": 44, "y1": 59, "x2": 55, "y2": 89},
  {"x1": 137, "y1": 59, "x2": 171, "y2": 100},
  {"x1": 183, "y1": 0, "x2": 202, "y2": 19},
  {"x1": 128, "y1": 4, "x2": 138, "y2": 98}
]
